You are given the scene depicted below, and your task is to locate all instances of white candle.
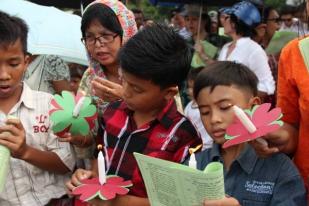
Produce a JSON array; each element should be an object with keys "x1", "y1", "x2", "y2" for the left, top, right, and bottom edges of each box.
[
  {"x1": 98, "y1": 150, "x2": 106, "y2": 185},
  {"x1": 188, "y1": 153, "x2": 197, "y2": 169},
  {"x1": 73, "y1": 96, "x2": 85, "y2": 118},
  {"x1": 232, "y1": 105, "x2": 256, "y2": 133}
]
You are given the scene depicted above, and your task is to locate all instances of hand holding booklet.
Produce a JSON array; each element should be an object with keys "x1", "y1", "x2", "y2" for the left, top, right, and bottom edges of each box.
[{"x1": 134, "y1": 153, "x2": 225, "y2": 206}]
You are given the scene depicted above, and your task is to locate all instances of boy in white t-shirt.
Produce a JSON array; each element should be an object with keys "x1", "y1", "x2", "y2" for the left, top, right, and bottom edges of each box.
[{"x1": 184, "y1": 67, "x2": 213, "y2": 150}]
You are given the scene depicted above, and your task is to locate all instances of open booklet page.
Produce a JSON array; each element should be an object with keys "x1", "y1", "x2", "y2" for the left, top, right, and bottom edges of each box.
[{"x1": 134, "y1": 153, "x2": 225, "y2": 206}]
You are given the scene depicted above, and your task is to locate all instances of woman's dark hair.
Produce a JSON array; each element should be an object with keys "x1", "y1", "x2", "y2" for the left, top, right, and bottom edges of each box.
[
  {"x1": 193, "y1": 61, "x2": 258, "y2": 100},
  {"x1": 119, "y1": 23, "x2": 192, "y2": 89},
  {"x1": 81, "y1": 3, "x2": 123, "y2": 38},
  {"x1": 0, "y1": 11, "x2": 28, "y2": 54},
  {"x1": 202, "y1": 13, "x2": 212, "y2": 34},
  {"x1": 230, "y1": 14, "x2": 255, "y2": 37},
  {"x1": 262, "y1": 7, "x2": 276, "y2": 23}
]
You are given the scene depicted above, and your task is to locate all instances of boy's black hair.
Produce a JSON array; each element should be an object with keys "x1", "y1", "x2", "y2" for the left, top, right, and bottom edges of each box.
[
  {"x1": 119, "y1": 23, "x2": 192, "y2": 89},
  {"x1": 0, "y1": 11, "x2": 28, "y2": 54},
  {"x1": 230, "y1": 14, "x2": 255, "y2": 37},
  {"x1": 188, "y1": 67, "x2": 204, "y2": 82},
  {"x1": 193, "y1": 61, "x2": 258, "y2": 100},
  {"x1": 81, "y1": 3, "x2": 123, "y2": 38},
  {"x1": 280, "y1": 5, "x2": 295, "y2": 16},
  {"x1": 131, "y1": 8, "x2": 143, "y2": 15}
]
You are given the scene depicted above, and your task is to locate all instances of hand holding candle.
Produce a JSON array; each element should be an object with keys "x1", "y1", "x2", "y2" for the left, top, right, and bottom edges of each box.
[
  {"x1": 72, "y1": 145, "x2": 132, "y2": 202},
  {"x1": 223, "y1": 103, "x2": 283, "y2": 148}
]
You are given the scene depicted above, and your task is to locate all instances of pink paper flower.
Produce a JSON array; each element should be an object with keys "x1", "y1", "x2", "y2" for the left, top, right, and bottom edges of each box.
[
  {"x1": 72, "y1": 176, "x2": 133, "y2": 202},
  {"x1": 223, "y1": 103, "x2": 283, "y2": 148}
]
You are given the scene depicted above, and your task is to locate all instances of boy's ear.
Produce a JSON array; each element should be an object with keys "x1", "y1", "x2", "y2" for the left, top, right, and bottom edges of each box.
[
  {"x1": 163, "y1": 86, "x2": 179, "y2": 101},
  {"x1": 23, "y1": 54, "x2": 30, "y2": 72},
  {"x1": 249, "y1": 96, "x2": 261, "y2": 107}
]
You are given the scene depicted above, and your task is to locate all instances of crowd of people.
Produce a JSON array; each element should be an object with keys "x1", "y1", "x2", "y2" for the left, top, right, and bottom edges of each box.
[{"x1": 0, "y1": 0, "x2": 308, "y2": 205}]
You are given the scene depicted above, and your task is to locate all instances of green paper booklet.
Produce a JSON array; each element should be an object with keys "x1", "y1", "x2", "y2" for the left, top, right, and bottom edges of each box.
[
  {"x1": 191, "y1": 40, "x2": 218, "y2": 68},
  {"x1": 299, "y1": 37, "x2": 309, "y2": 72},
  {"x1": 265, "y1": 31, "x2": 298, "y2": 55},
  {"x1": 134, "y1": 153, "x2": 224, "y2": 206}
]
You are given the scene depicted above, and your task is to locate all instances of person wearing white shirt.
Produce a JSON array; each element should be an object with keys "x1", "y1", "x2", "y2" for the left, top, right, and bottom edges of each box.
[
  {"x1": 184, "y1": 67, "x2": 213, "y2": 150},
  {"x1": 218, "y1": 1, "x2": 275, "y2": 100}
]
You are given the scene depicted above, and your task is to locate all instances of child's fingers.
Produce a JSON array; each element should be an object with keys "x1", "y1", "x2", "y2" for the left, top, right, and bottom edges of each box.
[
  {"x1": 6, "y1": 118, "x2": 23, "y2": 130},
  {"x1": 0, "y1": 124, "x2": 21, "y2": 136},
  {"x1": 65, "y1": 180, "x2": 76, "y2": 192},
  {"x1": 58, "y1": 137, "x2": 72, "y2": 142},
  {"x1": 249, "y1": 140, "x2": 279, "y2": 158},
  {"x1": 93, "y1": 77, "x2": 117, "y2": 88},
  {"x1": 71, "y1": 169, "x2": 93, "y2": 186}
]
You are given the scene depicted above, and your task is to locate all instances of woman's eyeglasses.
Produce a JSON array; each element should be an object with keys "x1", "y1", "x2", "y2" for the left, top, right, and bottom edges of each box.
[
  {"x1": 267, "y1": 18, "x2": 281, "y2": 23},
  {"x1": 81, "y1": 34, "x2": 118, "y2": 46}
]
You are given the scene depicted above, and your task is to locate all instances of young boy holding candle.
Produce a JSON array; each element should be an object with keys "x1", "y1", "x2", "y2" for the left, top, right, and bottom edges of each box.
[
  {"x1": 66, "y1": 24, "x2": 202, "y2": 206},
  {"x1": 187, "y1": 61, "x2": 307, "y2": 206},
  {"x1": 0, "y1": 11, "x2": 75, "y2": 205}
]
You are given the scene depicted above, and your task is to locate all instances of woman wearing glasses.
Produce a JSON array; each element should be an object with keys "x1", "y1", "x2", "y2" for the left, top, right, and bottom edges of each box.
[
  {"x1": 79, "y1": 0, "x2": 137, "y2": 108},
  {"x1": 59, "y1": 0, "x2": 137, "y2": 160}
]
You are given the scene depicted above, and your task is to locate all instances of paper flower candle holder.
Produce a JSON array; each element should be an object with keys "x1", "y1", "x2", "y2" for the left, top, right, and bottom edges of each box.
[
  {"x1": 72, "y1": 146, "x2": 132, "y2": 202},
  {"x1": 223, "y1": 103, "x2": 283, "y2": 148},
  {"x1": 49, "y1": 91, "x2": 97, "y2": 136},
  {"x1": 72, "y1": 175, "x2": 133, "y2": 202}
]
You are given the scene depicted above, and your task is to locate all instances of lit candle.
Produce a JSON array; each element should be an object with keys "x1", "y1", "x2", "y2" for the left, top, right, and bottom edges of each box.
[
  {"x1": 73, "y1": 96, "x2": 85, "y2": 118},
  {"x1": 97, "y1": 145, "x2": 106, "y2": 185},
  {"x1": 188, "y1": 144, "x2": 202, "y2": 169},
  {"x1": 232, "y1": 105, "x2": 256, "y2": 133},
  {"x1": 188, "y1": 153, "x2": 197, "y2": 169}
]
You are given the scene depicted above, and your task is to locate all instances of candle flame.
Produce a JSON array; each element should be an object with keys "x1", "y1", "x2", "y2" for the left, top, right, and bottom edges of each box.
[{"x1": 189, "y1": 144, "x2": 202, "y2": 155}]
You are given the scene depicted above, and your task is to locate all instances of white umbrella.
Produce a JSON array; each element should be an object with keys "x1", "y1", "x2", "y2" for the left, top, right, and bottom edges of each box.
[{"x1": 0, "y1": 0, "x2": 88, "y2": 66}]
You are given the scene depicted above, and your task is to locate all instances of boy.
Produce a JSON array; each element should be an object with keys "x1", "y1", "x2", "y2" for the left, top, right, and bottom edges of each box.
[
  {"x1": 0, "y1": 11, "x2": 75, "y2": 205},
  {"x1": 189, "y1": 61, "x2": 306, "y2": 206},
  {"x1": 184, "y1": 67, "x2": 213, "y2": 150},
  {"x1": 67, "y1": 24, "x2": 202, "y2": 205}
]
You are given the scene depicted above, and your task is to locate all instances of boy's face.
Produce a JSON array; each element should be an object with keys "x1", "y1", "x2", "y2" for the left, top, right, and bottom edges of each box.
[
  {"x1": 196, "y1": 85, "x2": 258, "y2": 144},
  {"x1": 121, "y1": 70, "x2": 177, "y2": 114},
  {"x1": 0, "y1": 40, "x2": 29, "y2": 99}
]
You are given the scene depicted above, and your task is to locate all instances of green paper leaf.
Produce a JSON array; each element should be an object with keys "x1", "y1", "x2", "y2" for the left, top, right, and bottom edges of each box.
[
  {"x1": 299, "y1": 37, "x2": 309, "y2": 72},
  {"x1": 54, "y1": 91, "x2": 75, "y2": 111},
  {"x1": 70, "y1": 118, "x2": 89, "y2": 136},
  {"x1": 191, "y1": 40, "x2": 218, "y2": 68},
  {"x1": 51, "y1": 110, "x2": 72, "y2": 132},
  {"x1": 224, "y1": 134, "x2": 236, "y2": 140},
  {"x1": 79, "y1": 105, "x2": 97, "y2": 118},
  {"x1": 265, "y1": 31, "x2": 298, "y2": 55}
]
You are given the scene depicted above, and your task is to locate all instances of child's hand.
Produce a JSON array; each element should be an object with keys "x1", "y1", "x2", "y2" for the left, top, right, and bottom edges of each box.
[
  {"x1": 66, "y1": 168, "x2": 94, "y2": 194},
  {"x1": 0, "y1": 118, "x2": 28, "y2": 159},
  {"x1": 203, "y1": 196, "x2": 240, "y2": 206},
  {"x1": 58, "y1": 132, "x2": 92, "y2": 147},
  {"x1": 91, "y1": 77, "x2": 123, "y2": 102}
]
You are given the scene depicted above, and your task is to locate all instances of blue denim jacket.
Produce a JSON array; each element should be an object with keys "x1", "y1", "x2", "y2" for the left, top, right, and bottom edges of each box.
[{"x1": 185, "y1": 144, "x2": 307, "y2": 206}]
